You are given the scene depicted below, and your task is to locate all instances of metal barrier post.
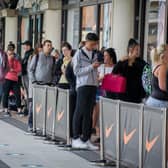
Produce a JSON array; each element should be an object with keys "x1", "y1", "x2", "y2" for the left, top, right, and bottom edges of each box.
[
  {"x1": 116, "y1": 100, "x2": 120, "y2": 168},
  {"x1": 66, "y1": 90, "x2": 70, "y2": 146},
  {"x1": 32, "y1": 86, "x2": 36, "y2": 133},
  {"x1": 51, "y1": 87, "x2": 57, "y2": 140},
  {"x1": 99, "y1": 97, "x2": 105, "y2": 161},
  {"x1": 139, "y1": 104, "x2": 144, "y2": 168},
  {"x1": 42, "y1": 87, "x2": 47, "y2": 137},
  {"x1": 162, "y1": 108, "x2": 167, "y2": 168}
]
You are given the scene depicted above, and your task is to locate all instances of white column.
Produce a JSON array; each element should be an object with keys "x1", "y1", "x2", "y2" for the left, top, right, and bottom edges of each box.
[
  {"x1": 5, "y1": 16, "x2": 18, "y2": 51},
  {"x1": 43, "y1": 9, "x2": 62, "y2": 50},
  {"x1": 111, "y1": 0, "x2": 135, "y2": 58}
]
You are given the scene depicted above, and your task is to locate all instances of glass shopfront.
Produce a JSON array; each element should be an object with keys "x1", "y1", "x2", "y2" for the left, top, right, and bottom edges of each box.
[
  {"x1": 17, "y1": 13, "x2": 43, "y2": 56},
  {"x1": 62, "y1": 0, "x2": 112, "y2": 49},
  {"x1": 144, "y1": 0, "x2": 168, "y2": 62},
  {"x1": 81, "y1": 5, "x2": 97, "y2": 41},
  {"x1": 0, "y1": 18, "x2": 5, "y2": 50}
]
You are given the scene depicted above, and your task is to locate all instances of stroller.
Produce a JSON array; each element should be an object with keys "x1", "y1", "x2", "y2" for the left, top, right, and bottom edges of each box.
[{"x1": 8, "y1": 88, "x2": 28, "y2": 115}]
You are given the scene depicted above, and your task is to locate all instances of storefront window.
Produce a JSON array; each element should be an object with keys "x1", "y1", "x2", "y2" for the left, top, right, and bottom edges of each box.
[
  {"x1": 99, "y1": 3, "x2": 112, "y2": 48},
  {"x1": 62, "y1": 0, "x2": 112, "y2": 49},
  {"x1": 29, "y1": 14, "x2": 43, "y2": 47},
  {"x1": 21, "y1": 17, "x2": 30, "y2": 43},
  {"x1": 144, "y1": 0, "x2": 167, "y2": 63},
  {"x1": 81, "y1": 5, "x2": 97, "y2": 41},
  {"x1": 0, "y1": 18, "x2": 5, "y2": 50},
  {"x1": 67, "y1": 8, "x2": 80, "y2": 49}
]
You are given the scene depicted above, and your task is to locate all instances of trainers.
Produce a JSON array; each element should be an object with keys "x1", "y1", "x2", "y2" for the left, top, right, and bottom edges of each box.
[
  {"x1": 86, "y1": 140, "x2": 99, "y2": 150},
  {"x1": 72, "y1": 138, "x2": 88, "y2": 149},
  {"x1": 17, "y1": 111, "x2": 24, "y2": 117},
  {"x1": 4, "y1": 111, "x2": 11, "y2": 117}
]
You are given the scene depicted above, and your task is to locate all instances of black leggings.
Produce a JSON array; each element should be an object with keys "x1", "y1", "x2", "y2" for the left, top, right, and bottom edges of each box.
[{"x1": 3, "y1": 79, "x2": 21, "y2": 109}]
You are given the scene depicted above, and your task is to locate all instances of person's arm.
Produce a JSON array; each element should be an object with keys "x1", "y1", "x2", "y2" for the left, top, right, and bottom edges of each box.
[
  {"x1": 73, "y1": 50, "x2": 99, "y2": 77},
  {"x1": 29, "y1": 56, "x2": 37, "y2": 83},
  {"x1": 157, "y1": 65, "x2": 167, "y2": 92}
]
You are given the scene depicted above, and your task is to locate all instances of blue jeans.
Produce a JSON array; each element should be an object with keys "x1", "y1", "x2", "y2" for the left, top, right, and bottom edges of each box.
[{"x1": 146, "y1": 96, "x2": 168, "y2": 108}]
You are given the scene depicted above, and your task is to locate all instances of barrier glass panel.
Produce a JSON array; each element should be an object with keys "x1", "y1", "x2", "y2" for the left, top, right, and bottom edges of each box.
[
  {"x1": 33, "y1": 85, "x2": 47, "y2": 132},
  {"x1": 46, "y1": 87, "x2": 57, "y2": 137},
  {"x1": 119, "y1": 102, "x2": 142, "y2": 167},
  {"x1": 100, "y1": 97, "x2": 118, "y2": 160},
  {"x1": 54, "y1": 88, "x2": 69, "y2": 141},
  {"x1": 143, "y1": 106, "x2": 166, "y2": 168}
]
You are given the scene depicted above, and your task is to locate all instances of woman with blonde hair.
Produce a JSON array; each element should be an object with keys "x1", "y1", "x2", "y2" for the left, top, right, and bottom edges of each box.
[{"x1": 146, "y1": 44, "x2": 168, "y2": 108}]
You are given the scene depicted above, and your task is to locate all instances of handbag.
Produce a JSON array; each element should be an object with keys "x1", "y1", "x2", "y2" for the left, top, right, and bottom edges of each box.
[{"x1": 101, "y1": 74, "x2": 127, "y2": 93}]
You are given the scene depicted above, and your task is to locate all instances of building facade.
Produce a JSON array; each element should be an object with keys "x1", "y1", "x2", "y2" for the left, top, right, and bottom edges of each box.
[{"x1": 0, "y1": 0, "x2": 167, "y2": 62}]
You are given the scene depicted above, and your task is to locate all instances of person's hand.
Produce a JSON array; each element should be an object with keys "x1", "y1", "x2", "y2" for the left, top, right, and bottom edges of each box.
[
  {"x1": 120, "y1": 56, "x2": 129, "y2": 62},
  {"x1": 10, "y1": 68, "x2": 14, "y2": 72},
  {"x1": 98, "y1": 75, "x2": 104, "y2": 82},
  {"x1": 92, "y1": 62, "x2": 100, "y2": 69},
  {"x1": 52, "y1": 54, "x2": 59, "y2": 59}
]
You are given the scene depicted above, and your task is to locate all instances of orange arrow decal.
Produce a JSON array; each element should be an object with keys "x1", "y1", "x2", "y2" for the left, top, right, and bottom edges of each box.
[
  {"x1": 57, "y1": 111, "x2": 64, "y2": 121},
  {"x1": 36, "y1": 104, "x2": 42, "y2": 114},
  {"x1": 47, "y1": 107, "x2": 53, "y2": 118},
  {"x1": 105, "y1": 124, "x2": 114, "y2": 138},
  {"x1": 146, "y1": 135, "x2": 159, "y2": 153},
  {"x1": 124, "y1": 128, "x2": 136, "y2": 145}
]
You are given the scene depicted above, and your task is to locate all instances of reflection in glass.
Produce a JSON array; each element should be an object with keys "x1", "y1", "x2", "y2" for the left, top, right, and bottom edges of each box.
[
  {"x1": 81, "y1": 5, "x2": 97, "y2": 41},
  {"x1": 99, "y1": 3, "x2": 112, "y2": 49},
  {"x1": 67, "y1": 8, "x2": 80, "y2": 49},
  {"x1": 145, "y1": 1, "x2": 166, "y2": 63}
]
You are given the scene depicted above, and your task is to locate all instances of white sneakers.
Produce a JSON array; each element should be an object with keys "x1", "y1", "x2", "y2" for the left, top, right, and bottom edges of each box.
[
  {"x1": 72, "y1": 138, "x2": 88, "y2": 149},
  {"x1": 72, "y1": 138, "x2": 99, "y2": 150},
  {"x1": 86, "y1": 140, "x2": 99, "y2": 150}
]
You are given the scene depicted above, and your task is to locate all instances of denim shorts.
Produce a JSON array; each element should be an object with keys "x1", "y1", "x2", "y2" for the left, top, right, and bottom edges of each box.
[{"x1": 146, "y1": 96, "x2": 168, "y2": 108}]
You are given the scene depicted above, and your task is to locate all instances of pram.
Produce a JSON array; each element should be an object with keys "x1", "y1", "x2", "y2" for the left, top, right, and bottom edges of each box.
[{"x1": 8, "y1": 89, "x2": 28, "y2": 115}]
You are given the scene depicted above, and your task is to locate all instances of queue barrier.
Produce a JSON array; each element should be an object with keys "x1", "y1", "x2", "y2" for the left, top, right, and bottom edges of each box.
[
  {"x1": 142, "y1": 106, "x2": 167, "y2": 168},
  {"x1": 99, "y1": 97, "x2": 167, "y2": 168},
  {"x1": 33, "y1": 85, "x2": 70, "y2": 145},
  {"x1": 32, "y1": 84, "x2": 167, "y2": 168},
  {"x1": 46, "y1": 87, "x2": 57, "y2": 139},
  {"x1": 33, "y1": 85, "x2": 47, "y2": 136}
]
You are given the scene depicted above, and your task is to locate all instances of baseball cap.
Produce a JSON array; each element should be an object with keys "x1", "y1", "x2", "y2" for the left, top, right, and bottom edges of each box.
[{"x1": 22, "y1": 40, "x2": 32, "y2": 47}]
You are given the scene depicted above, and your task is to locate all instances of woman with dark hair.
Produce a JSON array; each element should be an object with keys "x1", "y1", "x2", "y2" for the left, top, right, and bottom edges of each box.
[
  {"x1": 92, "y1": 48, "x2": 117, "y2": 135},
  {"x1": 58, "y1": 42, "x2": 72, "y2": 89},
  {"x1": 98, "y1": 48, "x2": 117, "y2": 83},
  {"x1": 111, "y1": 38, "x2": 146, "y2": 103}
]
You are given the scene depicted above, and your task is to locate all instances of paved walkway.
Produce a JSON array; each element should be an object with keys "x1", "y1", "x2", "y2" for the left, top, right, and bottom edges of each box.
[{"x1": 0, "y1": 120, "x2": 100, "y2": 168}]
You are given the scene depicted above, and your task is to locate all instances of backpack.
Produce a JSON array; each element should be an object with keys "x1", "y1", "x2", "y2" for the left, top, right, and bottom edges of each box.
[
  {"x1": 0, "y1": 50, "x2": 8, "y2": 82},
  {"x1": 142, "y1": 64, "x2": 152, "y2": 95}
]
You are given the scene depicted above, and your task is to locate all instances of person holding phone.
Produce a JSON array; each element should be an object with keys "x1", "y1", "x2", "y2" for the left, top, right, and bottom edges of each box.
[{"x1": 72, "y1": 33, "x2": 100, "y2": 150}]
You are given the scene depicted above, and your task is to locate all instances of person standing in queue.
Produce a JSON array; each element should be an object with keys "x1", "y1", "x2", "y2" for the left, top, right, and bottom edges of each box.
[{"x1": 72, "y1": 33, "x2": 100, "y2": 150}]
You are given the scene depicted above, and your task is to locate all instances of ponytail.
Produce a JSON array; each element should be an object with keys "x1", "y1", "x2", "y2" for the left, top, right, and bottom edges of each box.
[{"x1": 151, "y1": 44, "x2": 166, "y2": 65}]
